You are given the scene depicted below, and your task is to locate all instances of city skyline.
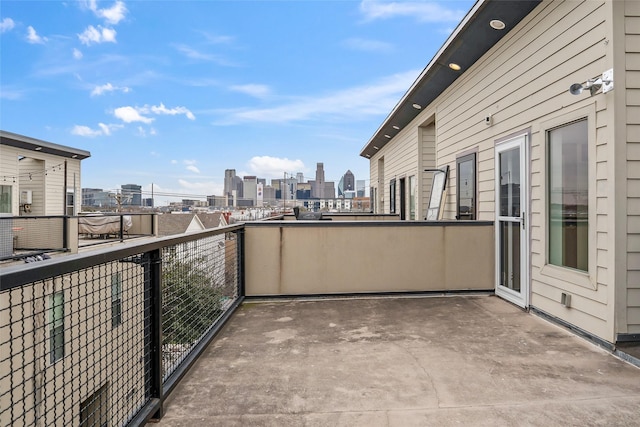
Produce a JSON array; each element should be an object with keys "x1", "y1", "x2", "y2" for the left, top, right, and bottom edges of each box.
[
  {"x1": 0, "y1": 0, "x2": 473, "y2": 202},
  {"x1": 83, "y1": 164, "x2": 362, "y2": 208}
]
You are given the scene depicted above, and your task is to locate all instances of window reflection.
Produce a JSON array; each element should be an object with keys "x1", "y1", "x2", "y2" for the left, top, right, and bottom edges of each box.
[
  {"x1": 457, "y1": 153, "x2": 476, "y2": 220},
  {"x1": 548, "y1": 119, "x2": 588, "y2": 271}
]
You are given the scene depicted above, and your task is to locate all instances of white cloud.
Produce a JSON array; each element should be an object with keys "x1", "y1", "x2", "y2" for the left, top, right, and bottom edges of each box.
[
  {"x1": 91, "y1": 82, "x2": 131, "y2": 96},
  {"x1": 136, "y1": 126, "x2": 157, "y2": 137},
  {"x1": 359, "y1": 0, "x2": 466, "y2": 23},
  {"x1": 98, "y1": 123, "x2": 123, "y2": 135},
  {"x1": 230, "y1": 84, "x2": 272, "y2": 99},
  {"x1": 1, "y1": 18, "x2": 15, "y2": 33},
  {"x1": 113, "y1": 106, "x2": 154, "y2": 123},
  {"x1": 198, "y1": 31, "x2": 235, "y2": 45},
  {"x1": 247, "y1": 156, "x2": 305, "y2": 179},
  {"x1": 171, "y1": 160, "x2": 178, "y2": 164},
  {"x1": 71, "y1": 123, "x2": 122, "y2": 137},
  {"x1": 73, "y1": 48, "x2": 83, "y2": 59},
  {"x1": 114, "y1": 104, "x2": 194, "y2": 124},
  {"x1": 26, "y1": 26, "x2": 47, "y2": 44},
  {"x1": 343, "y1": 37, "x2": 393, "y2": 52},
  {"x1": 177, "y1": 179, "x2": 224, "y2": 196},
  {"x1": 183, "y1": 160, "x2": 201, "y2": 174},
  {"x1": 0, "y1": 86, "x2": 25, "y2": 100},
  {"x1": 149, "y1": 103, "x2": 195, "y2": 120},
  {"x1": 83, "y1": 0, "x2": 127, "y2": 25},
  {"x1": 97, "y1": 1, "x2": 128, "y2": 25},
  {"x1": 72, "y1": 125, "x2": 101, "y2": 137},
  {"x1": 217, "y1": 70, "x2": 418, "y2": 124},
  {"x1": 172, "y1": 44, "x2": 237, "y2": 66},
  {"x1": 78, "y1": 25, "x2": 117, "y2": 46}
]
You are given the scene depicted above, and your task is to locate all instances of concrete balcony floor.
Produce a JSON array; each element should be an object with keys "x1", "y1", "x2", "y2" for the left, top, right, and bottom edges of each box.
[{"x1": 158, "y1": 295, "x2": 640, "y2": 426}]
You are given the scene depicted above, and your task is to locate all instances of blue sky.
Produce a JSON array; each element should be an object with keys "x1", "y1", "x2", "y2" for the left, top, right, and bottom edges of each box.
[{"x1": 1, "y1": 0, "x2": 474, "y2": 202}]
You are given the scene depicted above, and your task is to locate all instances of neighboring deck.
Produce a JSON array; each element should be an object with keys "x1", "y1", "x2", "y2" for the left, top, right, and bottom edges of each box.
[{"x1": 158, "y1": 295, "x2": 640, "y2": 426}]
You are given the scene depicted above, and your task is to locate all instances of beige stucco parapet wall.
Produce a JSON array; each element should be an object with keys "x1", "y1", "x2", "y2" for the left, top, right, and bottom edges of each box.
[{"x1": 244, "y1": 221, "x2": 494, "y2": 296}]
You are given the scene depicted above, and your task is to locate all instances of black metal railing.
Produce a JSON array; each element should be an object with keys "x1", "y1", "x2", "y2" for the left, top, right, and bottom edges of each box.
[
  {"x1": 0, "y1": 225, "x2": 244, "y2": 426},
  {"x1": 78, "y1": 213, "x2": 156, "y2": 247}
]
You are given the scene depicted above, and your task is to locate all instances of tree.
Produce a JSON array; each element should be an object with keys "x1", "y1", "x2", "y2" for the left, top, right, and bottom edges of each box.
[{"x1": 161, "y1": 251, "x2": 224, "y2": 344}]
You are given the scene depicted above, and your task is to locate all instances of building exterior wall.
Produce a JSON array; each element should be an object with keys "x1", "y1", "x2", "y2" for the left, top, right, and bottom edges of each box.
[
  {"x1": 624, "y1": 0, "x2": 640, "y2": 334},
  {"x1": 0, "y1": 264, "x2": 146, "y2": 426},
  {"x1": 0, "y1": 144, "x2": 82, "y2": 216},
  {"x1": 369, "y1": 121, "x2": 434, "y2": 219},
  {"x1": 369, "y1": 0, "x2": 626, "y2": 342}
]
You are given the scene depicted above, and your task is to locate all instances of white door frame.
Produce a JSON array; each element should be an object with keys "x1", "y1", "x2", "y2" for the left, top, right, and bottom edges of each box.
[{"x1": 495, "y1": 134, "x2": 529, "y2": 308}]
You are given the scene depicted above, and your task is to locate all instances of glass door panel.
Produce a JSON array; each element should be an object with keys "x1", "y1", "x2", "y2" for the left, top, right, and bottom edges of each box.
[{"x1": 495, "y1": 135, "x2": 528, "y2": 307}]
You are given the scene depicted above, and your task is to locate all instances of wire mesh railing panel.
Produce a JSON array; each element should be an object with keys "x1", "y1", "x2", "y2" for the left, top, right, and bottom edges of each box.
[
  {"x1": 161, "y1": 231, "x2": 239, "y2": 381},
  {"x1": 0, "y1": 255, "x2": 152, "y2": 427}
]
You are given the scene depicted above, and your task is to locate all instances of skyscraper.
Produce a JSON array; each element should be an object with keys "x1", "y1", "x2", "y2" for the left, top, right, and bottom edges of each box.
[
  {"x1": 356, "y1": 180, "x2": 366, "y2": 197},
  {"x1": 343, "y1": 170, "x2": 355, "y2": 192},
  {"x1": 311, "y1": 163, "x2": 325, "y2": 198},
  {"x1": 243, "y1": 176, "x2": 257, "y2": 206},
  {"x1": 338, "y1": 170, "x2": 355, "y2": 197},
  {"x1": 121, "y1": 184, "x2": 142, "y2": 206}
]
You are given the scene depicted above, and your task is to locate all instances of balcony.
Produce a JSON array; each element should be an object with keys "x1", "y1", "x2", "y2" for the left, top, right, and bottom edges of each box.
[
  {"x1": 0, "y1": 213, "x2": 156, "y2": 264},
  {"x1": 158, "y1": 296, "x2": 640, "y2": 426},
  {"x1": 2, "y1": 219, "x2": 640, "y2": 426}
]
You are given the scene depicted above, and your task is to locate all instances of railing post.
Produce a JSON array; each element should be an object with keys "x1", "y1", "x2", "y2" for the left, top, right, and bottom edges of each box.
[
  {"x1": 237, "y1": 228, "x2": 245, "y2": 297},
  {"x1": 144, "y1": 249, "x2": 164, "y2": 421},
  {"x1": 63, "y1": 215, "x2": 68, "y2": 250},
  {"x1": 119, "y1": 215, "x2": 125, "y2": 242}
]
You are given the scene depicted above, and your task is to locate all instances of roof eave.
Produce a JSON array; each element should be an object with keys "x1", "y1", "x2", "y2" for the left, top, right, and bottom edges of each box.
[
  {"x1": 360, "y1": 0, "x2": 541, "y2": 159},
  {"x1": 0, "y1": 130, "x2": 92, "y2": 160}
]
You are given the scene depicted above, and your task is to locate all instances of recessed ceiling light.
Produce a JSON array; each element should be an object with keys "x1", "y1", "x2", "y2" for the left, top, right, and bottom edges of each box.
[
  {"x1": 448, "y1": 63, "x2": 461, "y2": 71},
  {"x1": 384, "y1": 134, "x2": 391, "y2": 139},
  {"x1": 373, "y1": 146, "x2": 380, "y2": 150},
  {"x1": 412, "y1": 103, "x2": 422, "y2": 110},
  {"x1": 35, "y1": 147, "x2": 42, "y2": 151},
  {"x1": 72, "y1": 154, "x2": 78, "y2": 158},
  {"x1": 366, "y1": 154, "x2": 371, "y2": 158},
  {"x1": 392, "y1": 125, "x2": 400, "y2": 130},
  {"x1": 490, "y1": 19, "x2": 506, "y2": 30}
]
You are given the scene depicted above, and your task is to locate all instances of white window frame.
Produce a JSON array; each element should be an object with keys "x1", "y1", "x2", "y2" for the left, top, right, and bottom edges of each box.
[{"x1": 538, "y1": 105, "x2": 597, "y2": 290}]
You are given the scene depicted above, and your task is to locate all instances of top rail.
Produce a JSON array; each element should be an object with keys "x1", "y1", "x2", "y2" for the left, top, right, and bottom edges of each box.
[{"x1": 0, "y1": 223, "x2": 244, "y2": 291}]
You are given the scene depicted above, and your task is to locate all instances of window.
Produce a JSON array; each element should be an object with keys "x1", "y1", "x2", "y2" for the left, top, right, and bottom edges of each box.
[
  {"x1": 370, "y1": 187, "x2": 376, "y2": 213},
  {"x1": 389, "y1": 179, "x2": 396, "y2": 213},
  {"x1": 49, "y1": 292, "x2": 64, "y2": 363},
  {"x1": 409, "y1": 176, "x2": 416, "y2": 220},
  {"x1": 111, "y1": 273, "x2": 122, "y2": 327},
  {"x1": 80, "y1": 383, "x2": 109, "y2": 427},
  {"x1": 0, "y1": 185, "x2": 11, "y2": 213},
  {"x1": 456, "y1": 153, "x2": 476, "y2": 220},
  {"x1": 66, "y1": 188, "x2": 75, "y2": 216},
  {"x1": 547, "y1": 119, "x2": 588, "y2": 271}
]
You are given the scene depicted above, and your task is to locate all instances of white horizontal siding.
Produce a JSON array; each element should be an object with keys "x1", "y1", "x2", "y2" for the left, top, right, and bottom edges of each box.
[
  {"x1": 0, "y1": 145, "x2": 19, "y2": 214},
  {"x1": 626, "y1": 0, "x2": 640, "y2": 334},
  {"x1": 0, "y1": 145, "x2": 84, "y2": 216},
  {"x1": 394, "y1": 0, "x2": 613, "y2": 340}
]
